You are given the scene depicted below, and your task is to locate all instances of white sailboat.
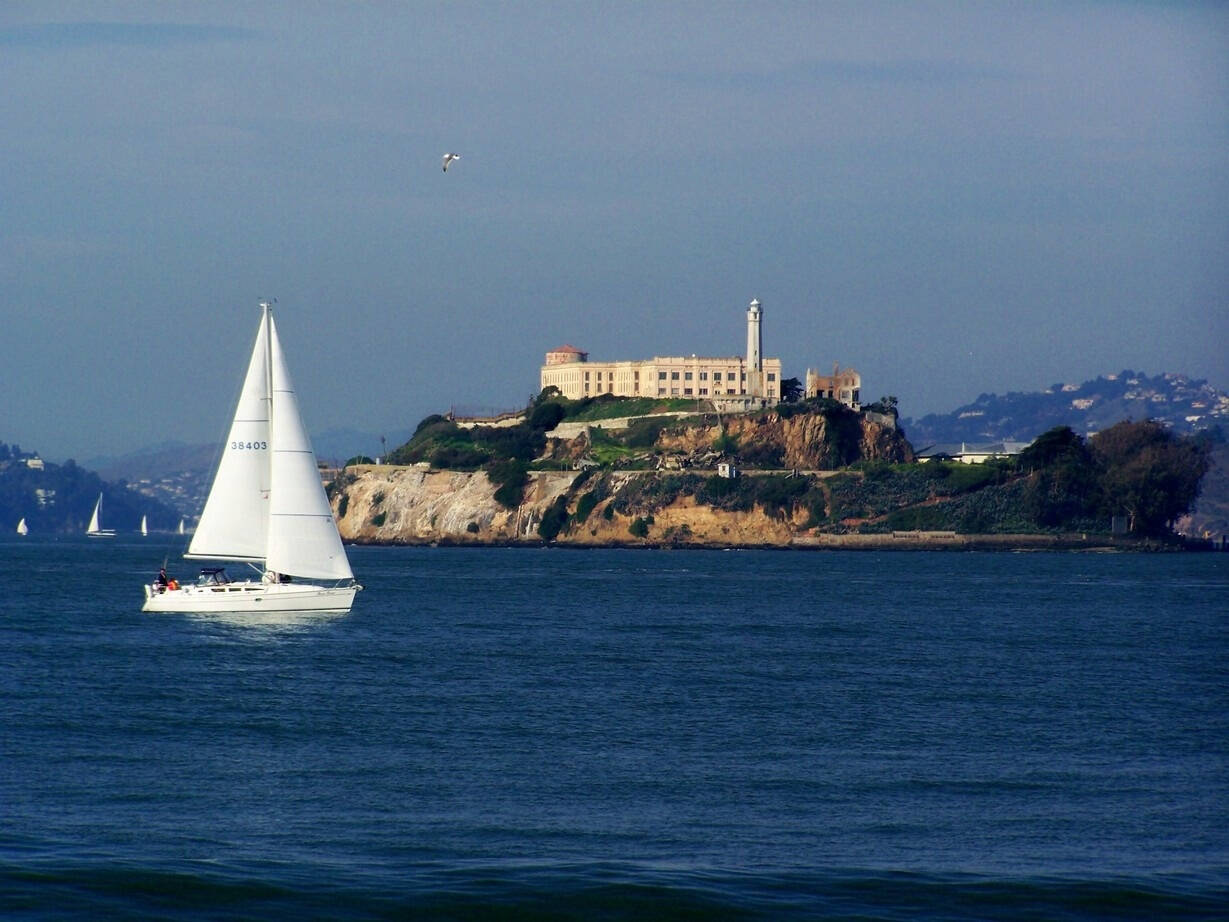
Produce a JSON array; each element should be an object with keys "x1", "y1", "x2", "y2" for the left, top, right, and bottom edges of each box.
[
  {"x1": 143, "y1": 301, "x2": 361, "y2": 614},
  {"x1": 86, "y1": 493, "x2": 116, "y2": 538},
  {"x1": 16, "y1": 517, "x2": 28, "y2": 536},
  {"x1": 140, "y1": 515, "x2": 148, "y2": 536},
  {"x1": 178, "y1": 518, "x2": 186, "y2": 535}
]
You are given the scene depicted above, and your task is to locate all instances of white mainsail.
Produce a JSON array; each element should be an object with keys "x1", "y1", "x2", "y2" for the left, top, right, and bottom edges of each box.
[
  {"x1": 140, "y1": 515, "x2": 148, "y2": 536},
  {"x1": 178, "y1": 518, "x2": 185, "y2": 535},
  {"x1": 265, "y1": 313, "x2": 353, "y2": 581},
  {"x1": 17, "y1": 517, "x2": 28, "y2": 536},
  {"x1": 186, "y1": 315, "x2": 272, "y2": 563},
  {"x1": 184, "y1": 303, "x2": 351, "y2": 580}
]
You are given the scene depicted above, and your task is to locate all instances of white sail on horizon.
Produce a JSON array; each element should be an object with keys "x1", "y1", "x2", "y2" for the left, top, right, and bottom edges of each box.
[{"x1": 17, "y1": 517, "x2": 28, "y2": 536}]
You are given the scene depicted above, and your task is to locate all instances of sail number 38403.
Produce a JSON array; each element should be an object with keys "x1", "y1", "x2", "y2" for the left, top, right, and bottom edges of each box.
[{"x1": 231, "y1": 441, "x2": 268, "y2": 450}]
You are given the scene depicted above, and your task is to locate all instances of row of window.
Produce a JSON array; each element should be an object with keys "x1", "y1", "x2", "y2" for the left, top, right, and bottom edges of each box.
[
  {"x1": 652, "y1": 387, "x2": 782, "y2": 397},
  {"x1": 578, "y1": 370, "x2": 781, "y2": 384},
  {"x1": 653, "y1": 371, "x2": 778, "y2": 382},
  {"x1": 584, "y1": 371, "x2": 641, "y2": 381}
]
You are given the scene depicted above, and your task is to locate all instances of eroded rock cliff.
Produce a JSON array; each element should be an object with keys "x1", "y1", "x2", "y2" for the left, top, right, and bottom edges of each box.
[
  {"x1": 653, "y1": 408, "x2": 912, "y2": 469},
  {"x1": 334, "y1": 466, "x2": 801, "y2": 547}
]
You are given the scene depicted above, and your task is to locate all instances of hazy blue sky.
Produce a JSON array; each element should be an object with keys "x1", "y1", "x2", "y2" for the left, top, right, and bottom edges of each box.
[{"x1": 2, "y1": 2, "x2": 1226, "y2": 460}]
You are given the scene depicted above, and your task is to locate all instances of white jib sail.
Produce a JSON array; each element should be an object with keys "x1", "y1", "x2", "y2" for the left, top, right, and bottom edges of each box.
[
  {"x1": 264, "y1": 313, "x2": 353, "y2": 581},
  {"x1": 187, "y1": 311, "x2": 272, "y2": 562}
]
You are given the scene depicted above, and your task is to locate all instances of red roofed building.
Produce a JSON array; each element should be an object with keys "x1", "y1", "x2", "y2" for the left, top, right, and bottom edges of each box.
[{"x1": 544, "y1": 344, "x2": 589, "y2": 365}]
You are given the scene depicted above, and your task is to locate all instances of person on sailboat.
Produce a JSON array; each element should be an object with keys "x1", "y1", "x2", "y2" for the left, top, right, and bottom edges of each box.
[{"x1": 155, "y1": 568, "x2": 169, "y2": 592}]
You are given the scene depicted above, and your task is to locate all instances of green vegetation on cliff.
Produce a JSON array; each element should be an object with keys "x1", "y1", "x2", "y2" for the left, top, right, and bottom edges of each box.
[
  {"x1": 380, "y1": 397, "x2": 1212, "y2": 541},
  {"x1": 559, "y1": 421, "x2": 1210, "y2": 539}
]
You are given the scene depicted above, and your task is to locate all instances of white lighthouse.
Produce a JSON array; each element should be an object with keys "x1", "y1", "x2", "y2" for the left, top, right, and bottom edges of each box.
[{"x1": 745, "y1": 298, "x2": 763, "y2": 397}]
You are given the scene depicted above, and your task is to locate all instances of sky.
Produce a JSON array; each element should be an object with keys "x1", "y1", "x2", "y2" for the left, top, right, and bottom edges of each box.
[{"x1": 2, "y1": 1, "x2": 1226, "y2": 461}]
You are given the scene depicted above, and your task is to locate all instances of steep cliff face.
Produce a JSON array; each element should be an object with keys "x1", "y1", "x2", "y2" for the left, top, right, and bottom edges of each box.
[
  {"x1": 655, "y1": 410, "x2": 913, "y2": 469},
  {"x1": 335, "y1": 465, "x2": 572, "y2": 543},
  {"x1": 333, "y1": 465, "x2": 799, "y2": 547}
]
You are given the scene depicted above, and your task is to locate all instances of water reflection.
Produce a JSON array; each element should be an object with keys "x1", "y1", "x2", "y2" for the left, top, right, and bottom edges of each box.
[{"x1": 182, "y1": 610, "x2": 350, "y2": 631}]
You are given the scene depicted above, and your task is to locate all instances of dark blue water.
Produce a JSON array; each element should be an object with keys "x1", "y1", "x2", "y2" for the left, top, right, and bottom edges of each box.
[{"x1": 1, "y1": 538, "x2": 1226, "y2": 919}]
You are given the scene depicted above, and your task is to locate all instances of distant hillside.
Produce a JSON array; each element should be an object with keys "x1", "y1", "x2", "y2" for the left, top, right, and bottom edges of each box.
[
  {"x1": 82, "y1": 428, "x2": 412, "y2": 517},
  {"x1": 0, "y1": 442, "x2": 181, "y2": 535},
  {"x1": 902, "y1": 371, "x2": 1227, "y2": 447}
]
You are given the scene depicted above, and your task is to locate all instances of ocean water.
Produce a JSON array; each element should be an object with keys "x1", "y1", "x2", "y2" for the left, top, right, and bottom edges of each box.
[{"x1": 1, "y1": 537, "x2": 1226, "y2": 920}]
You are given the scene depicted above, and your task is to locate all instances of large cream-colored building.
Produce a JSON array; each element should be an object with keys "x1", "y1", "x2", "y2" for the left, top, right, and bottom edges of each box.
[{"x1": 541, "y1": 300, "x2": 783, "y2": 402}]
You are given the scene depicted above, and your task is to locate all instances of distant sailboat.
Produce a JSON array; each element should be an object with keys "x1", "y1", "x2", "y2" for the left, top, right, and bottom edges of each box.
[
  {"x1": 87, "y1": 494, "x2": 116, "y2": 538},
  {"x1": 140, "y1": 515, "x2": 148, "y2": 536},
  {"x1": 143, "y1": 301, "x2": 361, "y2": 614},
  {"x1": 17, "y1": 517, "x2": 28, "y2": 536},
  {"x1": 178, "y1": 518, "x2": 186, "y2": 535}
]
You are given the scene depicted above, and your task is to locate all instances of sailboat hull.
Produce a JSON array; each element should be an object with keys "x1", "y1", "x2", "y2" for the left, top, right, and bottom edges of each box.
[{"x1": 142, "y1": 581, "x2": 359, "y2": 614}]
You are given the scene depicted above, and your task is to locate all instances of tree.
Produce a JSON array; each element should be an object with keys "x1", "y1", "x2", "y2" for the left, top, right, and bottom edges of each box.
[
  {"x1": 529, "y1": 400, "x2": 566, "y2": 431},
  {"x1": 1015, "y1": 426, "x2": 1100, "y2": 527},
  {"x1": 780, "y1": 376, "x2": 803, "y2": 403},
  {"x1": 1017, "y1": 426, "x2": 1088, "y2": 472},
  {"x1": 1090, "y1": 420, "x2": 1210, "y2": 536}
]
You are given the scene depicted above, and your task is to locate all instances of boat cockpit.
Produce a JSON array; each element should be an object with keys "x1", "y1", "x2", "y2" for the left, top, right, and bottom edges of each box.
[{"x1": 197, "y1": 567, "x2": 230, "y2": 586}]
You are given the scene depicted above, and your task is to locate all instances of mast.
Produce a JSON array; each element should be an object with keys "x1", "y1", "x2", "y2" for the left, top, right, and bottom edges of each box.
[{"x1": 261, "y1": 299, "x2": 276, "y2": 572}]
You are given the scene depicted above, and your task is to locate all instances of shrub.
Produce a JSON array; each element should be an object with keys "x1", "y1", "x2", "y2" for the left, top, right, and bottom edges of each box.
[
  {"x1": 466, "y1": 521, "x2": 480, "y2": 534},
  {"x1": 574, "y1": 490, "x2": 599, "y2": 523},
  {"x1": 430, "y1": 443, "x2": 489, "y2": 469},
  {"x1": 537, "y1": 495, "x2": 570, "y2": 542},
  {"x1": 738, "y1": 441, "x2": 784, "y2": 469},
  {"x1": 697, "y1": 474, "x2": 755, "y2": 512},
  {"x1": 471, "y1": 423, "x2": 543, "y2": 462},
  {"x1": 371, "y1": 511, "x2": 386, "y2": 527},
  {"x1": 487, "y1": 458, "x2": 529, "y2": 509},
  {"x1": 337, "y1": 494, "x2": 349, "y2": 519},
  {"x1": 623, "y1": 418, "x2": 668, "y2": 448},
  {"x1": 413, "y1": 414, "x2": 448, "y2": 435},
  {"x1": 754, "y1": 475, "x2": 809, "y2": 513},
  {"x1": 821, "y1": 405, "x2": 864, "y2": 466},
  {"x1": 529, "y1": 401, "x2": 566, "y2": 432},
  {"x1": 628, "y1": 516, "x2": 653, "y2": 538}
]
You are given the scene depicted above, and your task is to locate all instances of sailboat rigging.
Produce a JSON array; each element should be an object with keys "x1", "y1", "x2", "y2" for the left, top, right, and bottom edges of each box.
[{"x1": 143, "y1": 301, "x2": 361, "y2": 613}]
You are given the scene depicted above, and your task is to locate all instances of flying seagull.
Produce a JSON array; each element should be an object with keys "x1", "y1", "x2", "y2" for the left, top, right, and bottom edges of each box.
[{"x1": 442, "y1": 153, "x2": 460, "y2": 172}]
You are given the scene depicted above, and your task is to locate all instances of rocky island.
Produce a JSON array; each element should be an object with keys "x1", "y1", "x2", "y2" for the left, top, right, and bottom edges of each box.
[{"x1": 328, "y1": 393, "x2": 1216, "y2": 550}]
